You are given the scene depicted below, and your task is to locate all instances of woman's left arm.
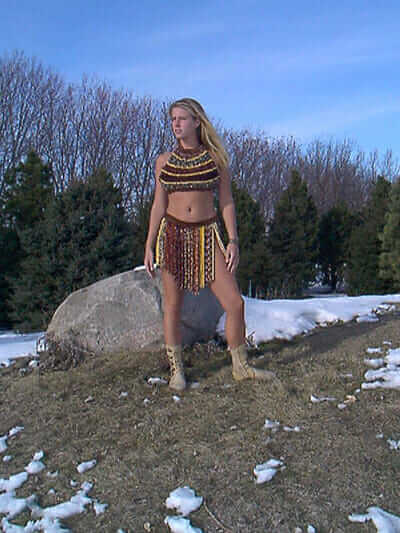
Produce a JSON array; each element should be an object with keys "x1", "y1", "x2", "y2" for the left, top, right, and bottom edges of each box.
[{"x1": 218, "y1": 165, "x2": 240, "y2": 272}]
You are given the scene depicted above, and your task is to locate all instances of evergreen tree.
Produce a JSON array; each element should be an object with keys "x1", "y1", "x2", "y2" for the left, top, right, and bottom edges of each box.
[
  {"x1": 218, "y1": 181, "x2": 270, "y2": 294},
  {"x1": 131, "y1": 196, "x2": 153, "y2": 267},
  {"x1": 267, "y1": 170, "x2": 319, "y2": 296},
  {"x1": 9, "y1": 168, "x2": 134, "y2": 331},
  {"x1": 347, "y1": 176, "x2": 394, "y2": 295},
  {"x1": 0, "y1": 151, "x2": 54, "y2": 326},
  {"x1": 318, "y1": 205, "x2": 354, "y2": 291},
  {"x1": 0, "y1": 225, "x2": 19, "y2": 326},
  {"x1": 379, "y1": 178, "x2": 400, "y2": 290}
]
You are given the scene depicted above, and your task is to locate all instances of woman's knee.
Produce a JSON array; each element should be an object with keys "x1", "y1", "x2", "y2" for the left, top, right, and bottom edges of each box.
[
  {"x1": 225, "y1": 294, "x2": 244, "y2": 316},
  {"x1": 163, "y1": 299, "x2": 182, "y2": 315},
  {"x1": 162, "y1": 289, "x2": 184, "y2": 316}
]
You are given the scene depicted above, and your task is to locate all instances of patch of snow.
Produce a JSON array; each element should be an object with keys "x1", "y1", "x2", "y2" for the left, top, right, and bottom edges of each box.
[
  {"x1": 0, "y1": 472, "x2": 28, "y2": 492},
  {"x1": 264, "y1": 419, "x2": 280, "y2": 431},
  {"x1": 387, "y1": 439, "x2": 400, "y2": 450},
  {"x1": 9, "y1": 427, "x2": 24, "y2": 438},
  {"x1": 148, "y1": 377, "x2": 167, "y2": 385},
  {"x1": 35, "y1": 482, "x2": 93, "y2": 520},
  {"x1": 25, "y1": 451, "x2": 45, "y2": 474},
  {"x1": 0, "y1": 492, "x2": 32, "y2": 519},
  {"x1": 77, "y1": 460, "x2": 96, "y2": 474},
  {"x1": 164, "y1": 515, "x2": 202, "y2": 533},
  {"x1": 386, "y1": 348, "x2": 400, "y2": 365},
  {"x1": 254, "y1": 458, "x2": 284, "y2": 484},
  {"x1": 362, "y1": 351, "x2": 400, "y2": 389},
  {"x1": 310, "y1": 394, "x2": 336, "y2": 403},
  {"x1": 0, "y1": 437, "x2": 8, "y2": 453},
  {"x1": 367, "y1": 347, "x2": 382, "y2": 354},
  {"x1": 283, "y1": 425, "x2": 301, "y2": 432},
  {"x1": 217, "y1": 294, "x2": 400, "y2": 346},
  {"x1": 93, "y1": 500, "x2": 108, "y2": 515},
  {"x1": 165, "y1": 487, "x2": 203, "y2": 516},
  {"x1": 364, "y1": 358, "x2": 384, "y2": 368},
  {"x1": 356, "y1": 313, "x2": 379, "y2": 323},
  {"x1": 349, "y1": 506, "x2": 400, "y2": 532},
  {"x1": 0, "y1": 331, "x2": 42, "y2": 364}
]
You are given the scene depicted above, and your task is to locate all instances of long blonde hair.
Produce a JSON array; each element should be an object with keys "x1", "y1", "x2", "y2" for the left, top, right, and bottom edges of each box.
[{"x1": 168, "y1": 98, "x2": 229, "y2": 171}]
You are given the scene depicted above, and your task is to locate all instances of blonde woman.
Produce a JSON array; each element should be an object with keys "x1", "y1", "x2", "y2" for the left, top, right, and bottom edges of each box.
[{"x1": 144, "y1": 98, "x2": 275, "y2": 390}]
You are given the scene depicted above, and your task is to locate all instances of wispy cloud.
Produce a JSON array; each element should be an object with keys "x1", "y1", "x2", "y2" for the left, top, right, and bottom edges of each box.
[
  {"x1": 266, "y1": 97, "x2": 400, "y2": 139},
  {"x1": 110, "y1": 25, "x2": 399, "y2": 90}
]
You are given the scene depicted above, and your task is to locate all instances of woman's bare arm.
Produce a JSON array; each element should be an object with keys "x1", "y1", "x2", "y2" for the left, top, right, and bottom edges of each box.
[
  {"x1": 144, "y1": 154, "x2": 169, "y2": 276},
  {"x1": 218, "y1": 164, "x2": 240, "y2": 273},
  {"x1": 218, "y1": 165, "x2": 238, "y2": 241}
]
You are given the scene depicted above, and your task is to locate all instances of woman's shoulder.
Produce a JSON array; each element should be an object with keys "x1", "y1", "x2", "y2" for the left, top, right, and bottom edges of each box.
[
  {"x1": 155, "y1": 151, "x2": 172, "y2": 169},
  {"x1": 157, "y1": 151, "x2": 172, "y2": 161}
]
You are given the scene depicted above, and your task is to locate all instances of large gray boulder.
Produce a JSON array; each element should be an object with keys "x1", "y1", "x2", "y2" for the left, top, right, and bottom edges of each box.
[{"x1": 46, "y1": 266, "x2": 224, "y2": 354}]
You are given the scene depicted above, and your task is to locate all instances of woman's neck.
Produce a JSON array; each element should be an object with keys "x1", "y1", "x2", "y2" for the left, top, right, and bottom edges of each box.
[
  {"x1": 178, "y1": 139, "x2": 201, "y2": 150},
  {"x1": 175, "y1": 142, "x2": 204, "y2": 158}
]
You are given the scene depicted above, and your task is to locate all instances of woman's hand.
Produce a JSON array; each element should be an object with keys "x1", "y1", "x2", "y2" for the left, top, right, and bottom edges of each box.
[
  {"x1": 226, "y1": 242, "x2": 239, "y2": 273},
  {"x1": 144, "y1": 247, "x2": 156, "y2": 278}
]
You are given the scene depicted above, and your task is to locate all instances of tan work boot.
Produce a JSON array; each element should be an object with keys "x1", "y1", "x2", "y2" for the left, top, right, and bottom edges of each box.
[
  {"x1": 230, "y1": 343, "x2": 276, "y2": 381},
  {"x1": 166, "y1": 344, "x2": 186, "y2": 391}
]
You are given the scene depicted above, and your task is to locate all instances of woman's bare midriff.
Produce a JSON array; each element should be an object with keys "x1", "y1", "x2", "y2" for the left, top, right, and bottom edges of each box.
[{"x1": 166, "y1": 190, "x2": 217, "y2": 222}]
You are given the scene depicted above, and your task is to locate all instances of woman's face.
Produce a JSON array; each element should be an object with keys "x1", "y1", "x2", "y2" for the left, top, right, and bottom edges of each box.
[{"x1": 170, "y1": 106, "x2": 200, "y2": 141}]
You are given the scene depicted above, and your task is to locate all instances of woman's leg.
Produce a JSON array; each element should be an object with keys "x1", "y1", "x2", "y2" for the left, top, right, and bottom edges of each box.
[
  {"x1": 208, "y1": 245, "x2": 246, "y2": 349},
  {"x1": 161, "y1": 268, "x2": 186, "y2": 390},
  {"x1": 209, "y1": 244, "x2": 276, "y2": 381},
  {"x1": 161, "y1": 268, "x2": 184, "y2": 346}
]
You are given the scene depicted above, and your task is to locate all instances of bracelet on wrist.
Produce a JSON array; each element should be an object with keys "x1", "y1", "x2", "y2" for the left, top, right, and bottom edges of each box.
[{"x1": 228, "y1": 238, "x2": 239, "y2": 245}]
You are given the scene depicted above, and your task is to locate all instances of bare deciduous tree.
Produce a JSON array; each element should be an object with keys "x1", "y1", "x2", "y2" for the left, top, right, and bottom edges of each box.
[{"x1": 1, "y1": 50, "x2": 399, "y2": 222}]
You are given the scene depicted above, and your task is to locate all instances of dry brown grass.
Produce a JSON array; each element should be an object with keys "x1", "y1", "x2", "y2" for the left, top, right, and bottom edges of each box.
[{"x1": 2, "y1": 311, "x2": 400, "y2": 532}]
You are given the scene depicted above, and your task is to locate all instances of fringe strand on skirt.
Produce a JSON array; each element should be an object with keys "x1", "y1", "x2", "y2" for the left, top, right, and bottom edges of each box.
[{"x1": 155, "y1": 213, "x2": 226, "y2": 295}]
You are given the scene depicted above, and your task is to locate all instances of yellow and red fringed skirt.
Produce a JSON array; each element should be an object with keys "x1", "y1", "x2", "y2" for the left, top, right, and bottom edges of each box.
[{"x1": 155, "y1": 213, "x2": 227, "y2": 295}]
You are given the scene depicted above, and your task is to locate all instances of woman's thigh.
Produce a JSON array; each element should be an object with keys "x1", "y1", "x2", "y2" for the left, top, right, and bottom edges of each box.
[
  {"x1": 161, "y1": 268, "x2": 184, "y2": 308},
  {"x1": 209, "y1": 244, "x2": 243, "y2": 312}
]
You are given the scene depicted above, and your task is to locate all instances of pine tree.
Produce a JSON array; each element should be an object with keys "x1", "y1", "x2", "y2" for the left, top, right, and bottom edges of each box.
[
  {"x1": 9, "y1": 168, "x2": 134, "y2": 331},
  {"x1": 379, "y1": 178, "x2": 400, "y2": 290},
  {"x1": 218, "y1": 181, "x2": 270, "y2": 294},
  {"x1": 0, "y1": 225, "x2": 19, "y2": 326},
  {"x1": 131, "y1": 195, "x2": 154, "y2": 267},
  {"x1": 0, "y1": 151, "x2": 54, "y2": 326},
  {"x1": 267, "y1": 170, "x2": 319, "y2": 296},
  {"x1": 318, "y1": 205, "x2": 354, "y2": 291},
  {"x1": 347, "y1": 176, "x2": 394, "y2": 295}
]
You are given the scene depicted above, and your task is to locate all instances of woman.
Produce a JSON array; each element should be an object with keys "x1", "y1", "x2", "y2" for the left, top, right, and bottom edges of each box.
[{"x1": 144, "y1": 98, "x2": 275, "y2": 390}]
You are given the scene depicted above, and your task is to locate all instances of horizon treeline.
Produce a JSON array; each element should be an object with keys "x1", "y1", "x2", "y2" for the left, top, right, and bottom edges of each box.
[
  {"x1": 1, "y1": 51, "x2": 400, "y2": 332},
  {"x1": 1, "y1": 51, "x2": 400, "y2": 216}
]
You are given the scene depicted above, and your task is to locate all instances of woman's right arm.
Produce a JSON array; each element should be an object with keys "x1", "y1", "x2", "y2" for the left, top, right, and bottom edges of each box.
[{"x1": 144, "y1": 153, "x2": 169, "y2": 277}]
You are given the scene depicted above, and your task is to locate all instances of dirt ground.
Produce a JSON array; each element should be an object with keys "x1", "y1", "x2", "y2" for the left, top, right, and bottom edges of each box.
[{"x1": 1, "y1": 308, "x2": 400, "y2": 533}]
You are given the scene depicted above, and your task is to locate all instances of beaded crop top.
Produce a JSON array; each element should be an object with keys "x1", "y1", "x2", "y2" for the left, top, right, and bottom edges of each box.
[{"x1": 159, "y1": 144, "x2": 220, "y2": 192}]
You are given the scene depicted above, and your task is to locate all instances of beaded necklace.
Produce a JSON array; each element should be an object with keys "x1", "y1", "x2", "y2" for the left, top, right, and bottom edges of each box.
[{"x1": 159, "y1": 144, "x2": 220, "y2": 192}]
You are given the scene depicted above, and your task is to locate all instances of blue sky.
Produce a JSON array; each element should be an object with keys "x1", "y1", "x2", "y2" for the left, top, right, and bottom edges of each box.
[{"x1": 1, "y1": 0, "x2": 400, "y2": 160}]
